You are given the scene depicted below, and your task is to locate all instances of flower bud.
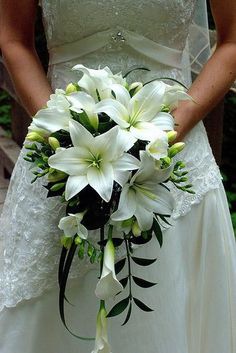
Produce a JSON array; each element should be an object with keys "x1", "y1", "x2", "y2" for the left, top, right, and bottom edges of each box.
[
  {"x1": 129, "y1": 81, "x2": 143, "y2": 95},
  {"x1": 48, "y1": 137, "x2": 60, "y2": 151},
  {"x1": 50, "y1": 182, "x2": 65, "y2": 192},
  {"x1": 61, "y1": 235, "x2": 73, "y2": 249},
  {"x1": 47, "y1": 170, "x2": 67, "y2": 182},
  {"x1": 168, "y1": 142, "x2": 185, "y2": 158},
  {"x1": 65, "y1": 83, "x2": 78, "y2": 94},
  {"x1": 75, "y1": 235, "x2": 83, "y2": 245},
  {"x1": 26, "y1": 131, "x2": 45, "y2": 143},
  {"x1": 132, "y1": 220, "x2": 141, "y2": 237},
  {"x1": 167, "y1": 130, "x2": 177, "y2": 143}
]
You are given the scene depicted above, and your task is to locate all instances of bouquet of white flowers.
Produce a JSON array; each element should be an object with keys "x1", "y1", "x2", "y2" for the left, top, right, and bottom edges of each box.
[{"x1": 24, "y1": 64, "x2": 194, "y2": 353}]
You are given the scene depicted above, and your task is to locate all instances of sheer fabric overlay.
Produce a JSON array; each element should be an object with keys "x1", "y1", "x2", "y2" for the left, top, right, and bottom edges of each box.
[{"x1": 0, "y1": 0, "x2": 222, "y2": 311}]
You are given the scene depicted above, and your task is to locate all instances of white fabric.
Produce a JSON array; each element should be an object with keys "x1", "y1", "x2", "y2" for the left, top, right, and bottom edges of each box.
[
  {"x1": 0, "y1": 185, "x2": 236, "y2": 353},
  {"x1": 0, "y1": 0, "x2": 236, "y2": 352}
]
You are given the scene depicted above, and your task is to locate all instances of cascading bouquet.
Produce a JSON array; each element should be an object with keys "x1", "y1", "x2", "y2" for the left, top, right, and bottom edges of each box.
[{"x1": 24, "y1": 64, "x2": 194, "y2": 352}]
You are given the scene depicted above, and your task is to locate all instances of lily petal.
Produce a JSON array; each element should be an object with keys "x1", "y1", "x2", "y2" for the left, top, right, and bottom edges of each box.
[
  {"x1": 111, "y1": 184, "x2": 136, "y2": 221},
  {"x1": 65, "y1": 175, "x2": 88, "y2": 200},
  {"x1": 152, "y1": 112, "x2": 175, "y2": 131},
  {"x1": 95, "y1": 99, "x2": 130, "y2": 128},
  {"x1": 87, "y1": 162, "x2": 114, "y2": 202}
]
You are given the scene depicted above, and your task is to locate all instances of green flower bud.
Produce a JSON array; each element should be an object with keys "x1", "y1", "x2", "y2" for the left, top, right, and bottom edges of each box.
[
  {"x1": 129, "y1": 81, "x2": 143, "y2": 95},
  {"x1": 168, "y1": 142, "x2": 185, "y2": 158},
  {"x1": 47, "y1": 169, "x2": 67, "y2": 182},
  {"x1": 50, "y1": 182, "x2": 66, "y2": 192},
  {"x1": 78, "y1": 243, "x2": 85, "y2": 259},
  {"x1": 48, "y1": 137, "x2": 60, "y2": 151},
  {"x1": 65, "y1": 83, "x2": 79, "y2": 94},
  {"x1": 61, "y1": 235, "x2": 73, "y2": 249},
  {"x1": 75, "y1": 235, "x2": 83, "y2": 245},
  {"x1": 167, "y1": 130, "x2": 178, "y2": 143},
  {"x1": 87, "y1": 243, "x2": 94, "y2": 257},
  {"x1": 132, "y1": 220, "x2": 141, "y2": 237},
  {"x1": 26, "y1": 131, "x2": 45, "y2": 143}
]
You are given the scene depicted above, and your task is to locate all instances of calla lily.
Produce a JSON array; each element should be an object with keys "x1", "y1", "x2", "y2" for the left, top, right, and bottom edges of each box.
[
  {"x1": 163, "y1": 83, "x2": 192, "y2": 110},
  {"x1": 48, "y1": 120, "x2": 139, "y2": 202},
  {"x1": 72, "y1": 64, "x2": 126, "y2": 101},
  {"x1": 32, "y1": 90, "x2": 72, "y2": 133},
  {"x1": 111, "y1": 151, "x2": 175, "y2": 231},
  {"x1": 67, "y1": 91, "x2": 99, "y2": 130},
  {"x1": 58, "y1": 212, "x2": 88, "y2": 239},
  {"x1": 95, "y1": 81, "x2": 174, "y2": 141},
  {"x1": 95, "y1": 238, "x2": 123, "y2": 300},
  {"x1": 92, "y1": 304, "x2": 111, "y2": 353}
]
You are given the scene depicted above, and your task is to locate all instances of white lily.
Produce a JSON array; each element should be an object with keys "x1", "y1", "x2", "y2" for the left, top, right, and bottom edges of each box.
[
  {"x1": 32, "y1": 89, "x2": 72, "y2": 133},
  {"x1": 48, "y1": 120, "x2": 139, "y2": 202},
  {"x1": 92, "y1": 304, "x2": 111, "y2": 353},
  {"x1": 66, "y1": 91, "x2": 99, "y2": 130},
  {"x1": 58, "y1": 212, "x2": 88, "y2": 239},
  {"x1": 95, "y1": 238, "x2": 123, "y2": 300},
  {"x1": 111, "y1": 151, "x2": 175, "y2": 231},
  {"x1": 95, "y1": 81, "x2": 174, "y2": 141},
  {"x1": 163, "y1": 83, "x2": 192, "y2": 110},
  {"x1": 72, "y1": 64, "x2": 126, "y2": 101}
]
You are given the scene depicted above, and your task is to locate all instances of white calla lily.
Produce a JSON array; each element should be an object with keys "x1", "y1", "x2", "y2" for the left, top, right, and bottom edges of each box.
[
  {"x1": 111, "y1": 151, "x2": 175, "y2": 231},
  {"x1": 32, "y1": 90, "x2": 72, "y2": 133},
  {"x1": 58, "y1": 212, "x2": 88, "y2": 239},
  {"x1": 95, "y1": 238, "x2": 123, "y2": 300},
  {"x1": 48, "y1": 120, "x2": 139, "y2": 202},
  {"x1": 95, "y1": 81, "x2": 170, "y2": 141},
  {"x1": 92, "y1": 304, "x2": 111, "y2": 353},
  {"x1": 163, "y1": 83, "x2": 192, "y2": 110}
]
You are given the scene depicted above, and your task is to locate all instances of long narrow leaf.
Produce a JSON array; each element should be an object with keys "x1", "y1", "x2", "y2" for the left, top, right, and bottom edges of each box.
[
  {"x1": 59, "y1": 241, "x2": 94, "y2": 341},
  {"x1": 115, "y1": 258, "x2": 126, "y2": 275},
  {"x1": 132, "y1": 276, "x2": 157, "y2": 288},
  {"x1": 131, "y1": 256, "x2": 157, "y2": 266},
  {"x1": 133, "y1": 297, "x2": 154, "y2": 312},
  {"x1": 122, "y1": 302, "x2": 132, "y2": 326},
  {"x1": 107, "y1": 297, "x2": 130, "y2": 318},
  {"x1": 152, "y1": 219, "x2": 163, "y2": 247}
]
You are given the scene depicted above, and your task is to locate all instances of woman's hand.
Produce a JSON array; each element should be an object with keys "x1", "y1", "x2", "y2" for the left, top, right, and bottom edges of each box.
[
  {"x1": 173, "y1": 0, "x2": 236, "y2": 141},
  {"x1": 0, "y1": 0, "x2": 53, "y2": 116}
]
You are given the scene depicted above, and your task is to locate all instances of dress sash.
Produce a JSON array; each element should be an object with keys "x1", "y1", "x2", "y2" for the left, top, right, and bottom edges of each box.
[{"x1": 48, "y1": 28, "x2": 183, "y2": 69}]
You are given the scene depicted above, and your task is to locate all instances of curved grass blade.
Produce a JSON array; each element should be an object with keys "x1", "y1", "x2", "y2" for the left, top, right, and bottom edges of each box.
[
  {"x1": 106, "y1": 297, "x2": 130, "y2": 318},
  {"x1": 133, "y1": 297, "x2": 154, "y2": 312},
  {"x1": 144, "y1": 77, "x2": 188, "y2": 89},
  {"x1": 58, "y1": 246, "x2": 73, "y2": 305},
  {"x1": 59, "y1": 241, "x2": 95, "y2": 341},
  {"x1": 122, "y1": 302, "x2": 132, "y2": 326},
  {"x1": 131, "y1": 256, "x2": 157, "y2": 266},
  {"x1": 124, "y1": 67, "x2": 150, "y2": 78},
  {"x1": 132, "y1": 276, "x2": 157, "y2": 288}
]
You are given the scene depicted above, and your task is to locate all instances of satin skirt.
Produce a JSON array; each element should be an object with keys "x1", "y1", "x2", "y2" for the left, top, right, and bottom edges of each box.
[{"x1": 0, "y1": 184, "x2": 236, "y2": 353}]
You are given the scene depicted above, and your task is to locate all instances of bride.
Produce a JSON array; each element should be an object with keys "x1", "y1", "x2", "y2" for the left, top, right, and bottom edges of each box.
[{"x1": 0, "y1": 1, "x2": 236, "y2": 352}]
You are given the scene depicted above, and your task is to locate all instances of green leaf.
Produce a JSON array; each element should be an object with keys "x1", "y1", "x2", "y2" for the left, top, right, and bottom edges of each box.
[
  {"x1": 115, "y1": 258, "x2": 126, "y2": 275},
  {"x1": 106, "y1": 297, "x2": 130, "y2": 318},
  {"x1": 152, "y1": 218, "x2": 163, "y2": 247},
  {"x1": 122, "y1": 302, "x2": 132, "y2": 326},
  {"x1": 132, "y1": 276, "x2": 157, "y2": 288},
  {"x1": 131, "y1": 256, "x2": 157, "y2": 266},
  {"x1": 119, "y1": 277, "x2": 129, "y2": 289},
  {"x1": 133, "y1": 297, "x2": 154, "y2": 312}
]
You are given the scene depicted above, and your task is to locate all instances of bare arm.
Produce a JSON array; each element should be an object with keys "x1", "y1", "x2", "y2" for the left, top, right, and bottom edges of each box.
[
  {"x1": 173, "y1": 0, "x2": 236, "y2": 141},
  {"x1": 0, "y1": 0, "x2": 52, "y2": 116}
]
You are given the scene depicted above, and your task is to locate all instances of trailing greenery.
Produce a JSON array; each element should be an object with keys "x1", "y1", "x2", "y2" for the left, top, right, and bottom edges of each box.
[{"x1": 0, "y1": 90, "x2": 11, "y2": 134}]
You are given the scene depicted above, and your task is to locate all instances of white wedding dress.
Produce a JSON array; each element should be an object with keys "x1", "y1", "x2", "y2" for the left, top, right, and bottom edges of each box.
[{"x1": 0, "y1": 1, "x2": 236, "y2": 352}]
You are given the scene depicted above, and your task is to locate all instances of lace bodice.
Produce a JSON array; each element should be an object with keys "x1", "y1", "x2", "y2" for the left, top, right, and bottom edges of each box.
[{"x1": 0, "y1": 0, "x2": 222, "y2": 311}]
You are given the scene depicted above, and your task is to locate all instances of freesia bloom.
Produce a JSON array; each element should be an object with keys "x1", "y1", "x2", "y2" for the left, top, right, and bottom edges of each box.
[
  {"x1": 92, "y1": 304, "x2": 111, "y2": 353},
  {"x1": 95, "y1": 238, "x2": 123, "y2": 300},
  {"x1": 146, "y1": 130, "x2": 169, "y2": 160},
  {"x1": 111, "y1": 151, "x2": 175, "y2": 231},
  {"x1": 32, "y1": 89, "x2": 72, "y2": 133},
  {"x1": 67, "y1": 91, "x2": 99, "y2": 130},
  {"x1": 72, "y1": 64, "x2": 126, "y2": 101},
  {"x1": 95, "y1": 81, "x2": 175, "y2": 142},
  {"x1": 58, "y1": 212, "x2": 88, "y2": 239},
  {"x1": 48, "y1": 120, "x2": 139, "y2": 201}
]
